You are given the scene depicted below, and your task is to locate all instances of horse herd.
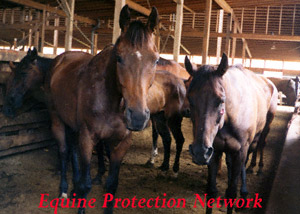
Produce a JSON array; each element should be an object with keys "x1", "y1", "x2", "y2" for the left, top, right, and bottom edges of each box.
[{"x1": 1, "y1": 5, "x2": 297, "y2": 214}]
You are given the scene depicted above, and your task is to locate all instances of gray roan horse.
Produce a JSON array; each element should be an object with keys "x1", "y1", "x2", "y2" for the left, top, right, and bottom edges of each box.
[{"x1": 185, "y1": 53, "x2": 277, "y2": 214}]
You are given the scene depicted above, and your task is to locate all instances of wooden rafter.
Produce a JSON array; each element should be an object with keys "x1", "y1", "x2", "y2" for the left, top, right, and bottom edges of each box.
[
  {"x1": 4, "y1": 0, "x2": 96, "y2": 25},
  {"x1": 214, "y1": 0, "x2": 252, "y2": 58}
]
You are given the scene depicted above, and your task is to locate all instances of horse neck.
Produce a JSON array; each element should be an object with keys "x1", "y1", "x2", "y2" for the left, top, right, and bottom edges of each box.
[
  {"x1": 36, "y1": 56, "x2": 53, "y2": 81},
  {"x1": 104, "y1": 53, "x2": 122, "y2": 112}
]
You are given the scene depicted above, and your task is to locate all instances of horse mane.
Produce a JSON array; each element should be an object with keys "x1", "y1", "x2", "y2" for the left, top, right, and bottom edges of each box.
[
  {"x1": 36, "y1": 56, "x2": 53, "y2": 75},
  {"x1": 157, "y1": 57, "x2": 173, "y2": 66},
  {"x1": 122, "y1": 20, "x2": 151, "y2": 47}
]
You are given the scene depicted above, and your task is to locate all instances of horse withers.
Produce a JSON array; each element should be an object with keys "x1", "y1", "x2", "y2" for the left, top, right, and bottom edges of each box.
[
  {"x1": 46, "y1": 5, "x2": 159, "y2": 214},
  {"x1": 185, "y1": 54, "x2": 277, "y2": 214}
]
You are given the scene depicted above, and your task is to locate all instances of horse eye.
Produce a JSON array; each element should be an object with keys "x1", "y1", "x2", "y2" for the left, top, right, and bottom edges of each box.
[
  {"x1": 116, "y1": 56, "x2": 123, "y2": 64},
  {"x1": 155, "y1": 59, "x2": 159, "y2": 65}
]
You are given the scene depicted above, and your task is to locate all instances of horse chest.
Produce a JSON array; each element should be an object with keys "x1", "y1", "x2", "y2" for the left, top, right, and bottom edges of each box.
[{"x1": 89, "y1": 113, "x2": 130, "y2": 142}]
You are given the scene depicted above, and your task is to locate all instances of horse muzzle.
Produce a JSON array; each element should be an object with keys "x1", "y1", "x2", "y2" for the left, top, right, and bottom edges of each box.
[
  {"x1": 189, "y1": 144, "x2": 214, "y2": 165},
  {"x1": 125, "y1": 108, "x2": 150, "y2": 131}
]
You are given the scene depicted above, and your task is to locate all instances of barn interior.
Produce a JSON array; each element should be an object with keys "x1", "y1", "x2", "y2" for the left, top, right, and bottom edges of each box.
[{"x1": 0, "y1": 1, "x2": 300, "y2": 214}]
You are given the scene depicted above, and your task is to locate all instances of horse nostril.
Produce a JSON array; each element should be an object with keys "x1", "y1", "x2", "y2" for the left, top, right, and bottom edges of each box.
[
  {"x1": 145, "y1": 109, "x2": 150, "y2": 115},
  {"x1": 205, "y1": 147, "x2": 214, "y2": 159}
]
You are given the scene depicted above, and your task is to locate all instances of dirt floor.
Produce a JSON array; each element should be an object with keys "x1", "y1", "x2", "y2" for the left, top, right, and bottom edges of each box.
[{"x1": 0, "y1": 106, "x2": 294, "y2": 214}]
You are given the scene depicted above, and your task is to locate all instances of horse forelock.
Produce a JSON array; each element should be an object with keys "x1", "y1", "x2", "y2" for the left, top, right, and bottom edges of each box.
[
  {"x1": 188, "y1": 65, "x2": 218, "y2": 93},
  {"x1": 122, "y1": 20, "x2": 152, "y2": 47}
]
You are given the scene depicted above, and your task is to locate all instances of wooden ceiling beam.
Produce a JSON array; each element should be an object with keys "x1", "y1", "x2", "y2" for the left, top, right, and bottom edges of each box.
[
  {"x1": 4, "y1": 0, "x2": 96, "y2": 25},
  {"x1": 214, "y1": 0, "x2": 232, "y2": 13},
  {"x1": 214, "y1": 0, "x2": 252, "y2": 58},
  {"x1": 160, "y1": 30, "x2": 300, "y2": 42}
]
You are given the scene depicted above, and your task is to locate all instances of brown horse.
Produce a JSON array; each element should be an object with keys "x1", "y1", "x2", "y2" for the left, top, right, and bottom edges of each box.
[
  {"x1": 93, "y1": 70, "x2": 187, "y2": 183},
  {"x1": 146, "y1": 70, "x2": 186, "y2": 175},
  {"x1": 157, "y1": 57, "x2": 190, "y2": 80},
  {"x1": 45, "y1": 5, "x2": 159, "y2": 214},
  {"x1": 268, "y1": 77, "x2": 297, "y2": 106},
  {"x1": 3, "y1": 47, "x2": 52, "y2": 117},
  {"x1": 185, "y1": 53, "x2": 277, "y2": 214}
]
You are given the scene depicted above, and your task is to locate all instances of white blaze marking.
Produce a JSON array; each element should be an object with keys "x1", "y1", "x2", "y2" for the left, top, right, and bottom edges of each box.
[{"x1": 135, "y1": 51, "x2": 142, "y2": 60}]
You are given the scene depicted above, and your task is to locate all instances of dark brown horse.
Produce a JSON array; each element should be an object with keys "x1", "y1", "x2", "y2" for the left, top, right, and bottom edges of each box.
[
  {"x1": 185, "y1": 54, "x2": 277, "y2": 214},
  {"x1": 46, "y1": 5, "x2": 159, "y2": 214},
  {"x1": 157, "y1": 57, "x2": 190, "y2": 80},
  {"x1": 3, "y1": 47, "x2": 52, "y2": 117},
  {"x1": 268, "y1": 77, "x2": 297, "y2": 106}
]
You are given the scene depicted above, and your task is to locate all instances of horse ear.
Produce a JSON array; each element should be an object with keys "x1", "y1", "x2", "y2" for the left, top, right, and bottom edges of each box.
[
  {"x1": 27, "y1": 48, "x2": 31, "y2": 55},
  {"x1": 119, "y1": 5, "x2": 131, "y2": 32},
  {"x1": 31, "y1": 47, "x2": 38, "y2": 58},
  {"x1": 184, "y1": 56, "x2": 195, "y2": 77},
  {"x1": 9, "y1": 61, "x2": 16, "y2": 70},
  {"x1": 216, "y1": 53, "x2": 228, "y2": 76},
  {"x1": 147, "y1": 7, "x2": 159, "y2": 32}
]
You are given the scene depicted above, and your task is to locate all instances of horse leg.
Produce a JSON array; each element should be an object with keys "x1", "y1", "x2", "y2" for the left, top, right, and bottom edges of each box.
[
  {"x1": 146, "y1": 118, "x2": 158, "y2": 167},
  {"x1": 75, "y1": 126, "x2": 94, "y2": 214},
  {"x1": 51, "y1": 113, "x2": 69, "y2": 199},
  {"x1": 104, "y1": 136, "x2": 131, "y2": 214},
  {"x1": 65, "y1": 126, "x2": 80, "y2": 195},
  {"x1": 225, "y1": 151, "x2": 243, "y2": 214},
  {"x1": 246, "y1": 146, "x2": 257, "y2": 174},
  {"x1": 168, "y1": 114, "x2": 184, "y2": 176},
  {"x1": 92, "y1": 141, "x2": 106, "y2": 185},
  {"x1": 257, "y1": 112, "x2": 274, "y2": 175},
  {"x1": 240, "y1": 163, "x2": 248, "y2": 199},
  {"x1": 156, "y1": 113, "x2": 171, "y2": 172},
  {"x1": 206, "y1": 151, "x2": 222, "y2": 214}
]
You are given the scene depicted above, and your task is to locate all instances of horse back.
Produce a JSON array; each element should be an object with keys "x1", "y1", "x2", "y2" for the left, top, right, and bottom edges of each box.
[
  {"x1": 48, "y1": 51, "x2": 93, "y2": 130},
  {"x1": 147, "y1": 70, "x2": 186, "y2": 117},
  {"x1": 223, "y1": 66, "x2": 277, "y2": 141},
  {"x1": 156, "y1": 58, "x2": 190, "y2": 80}
]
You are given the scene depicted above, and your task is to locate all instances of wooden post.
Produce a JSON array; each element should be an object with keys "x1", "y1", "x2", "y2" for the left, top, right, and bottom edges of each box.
[
  {"x1": 93, "y1": 33, "x2": 98, "y2": 55},
  {"x1": 266, "y1": 6, "x2": 270, "y2": 35},
  {"x1": 28, "y1": 10, "x2": 33, "y2": 48},
  {"x1": 279, "y1": 4, "x2": 282, "y2": 35},
  {"x1": 225, "y1": 13, "x2": 232, "y2": 57},
  {"x1": 292, "y1": 5, "x2": 296, "y2": 36},
  {"x1": 231, "y1": 21, "x2": 237, "y2": 64},
  {"x1": 253, "y1": 7, "x2": 257, "y2": 34},
  {"x1": 241, "y1": 8, "x2": 244, "y2": 32},
  {"x1": 2, "y1": 9, "x2": 7, "y2": 24},
  {"x1": 11, "y1": 8, "x2": 15, "y2": 24},
  {"x1": 65, "y1": 0, "x2": 75, "y2": 51},
  {"x1": 112, "y1": 0, "x2": 125, "y2": 44},
  {"x1": 34, "y1": 11, "x2": 40, "y2": 49},
  {"x1": 53, "y1": 17, "x2": 59, "y2": 55},
  {"x1": 20, "y1": 9, "x2": 25, "y2": 23},
  {"x1": 173, "y1": 0, "x2": 184, "y2": 62},
  {"x1": 216, "y1": 9, "x2": 224, "y2": 63},
  {"x1": 40, "y1": 9, "x2": 46, "y2": 53},
  {"x1": 202, "y1": 0, "x2": 212, "y2": 65},
  {"x1": 192, "y1": 12, "x2": 195, "y2": 29},
  {"x1": 155, "y1": 23, "x2": 161, "y2": 52},
  {"x1": 242, "y1": 41, "x2": 246, "y2": 65}
]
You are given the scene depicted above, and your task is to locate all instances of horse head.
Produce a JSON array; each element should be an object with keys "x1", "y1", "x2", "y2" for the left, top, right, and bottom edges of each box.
[
  {"x1": 3, "y1": 47, "x2": 43, "y2": 117},
  {"x1": 185, "y1": 54, "x2": 228, "y2": 165},
  {"x1": 114, "y1": 5, "x2": 159, "y2": 131}
]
